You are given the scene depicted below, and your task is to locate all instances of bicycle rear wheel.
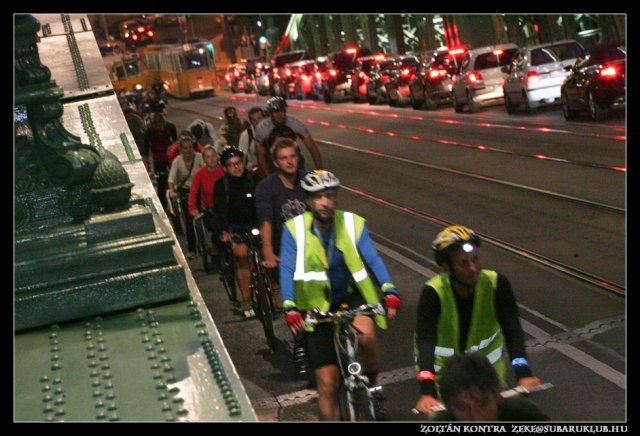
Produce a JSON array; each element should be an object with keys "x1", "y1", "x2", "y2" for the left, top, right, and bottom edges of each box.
[{"x1": 254, "y1": 272, "x2": 277, "y2": 351}]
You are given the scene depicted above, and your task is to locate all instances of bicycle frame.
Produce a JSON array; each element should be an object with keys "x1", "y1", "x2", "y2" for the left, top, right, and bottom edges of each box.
[{"x1": 306, "y1": 303, "x2": 386, "y2": 421}]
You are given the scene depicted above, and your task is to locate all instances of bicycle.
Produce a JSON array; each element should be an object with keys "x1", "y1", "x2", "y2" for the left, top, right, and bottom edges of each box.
[
  {"x1": 192, "y1": 211, "x2": 217, "y2": 274},
  {"x1": 227, "y1": 228, "x2": 278, "y2": 351},
  {"x1": 305, "y1": 303, "x2": 387, "y2": 421}
]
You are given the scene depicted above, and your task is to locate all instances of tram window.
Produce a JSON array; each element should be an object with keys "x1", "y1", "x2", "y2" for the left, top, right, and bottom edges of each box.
[
  {"x1": 113, "y1": 64, "x2": 127, "y2": 80},
  {"x1": 124, "y1": 59, "x2": 140, "y2": 76},
  {"x1": 183, "y1": 51, "x2": 206, "y2": 70}
]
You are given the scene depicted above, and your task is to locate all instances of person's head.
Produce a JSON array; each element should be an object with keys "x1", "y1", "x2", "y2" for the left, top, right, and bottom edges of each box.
[
  {"x1": 190, "y1": 123, "x2": 204, "y2": 140},
  {"x1": 248, "y1": 106, "x2": 265, "y2": 127},
  {"x1": 178, "y1": 129, "x2": 195, "y2": 141},
  {"x1": 224, "y1": 106, "x2": 238, "y2": 121},
  {"x1": 219, "y1": 146, "x2": 245, "y2": 177},
  {"x1": 267, "y1": 123, "x2": 297, "y2": 152},
  {"x1": 266, "y1": 96, "x2": 287, "y2": 125},
  {"x1": 179, "y1": 135, "x2": 196, "y2": 157},
  {"x1": 151, "y1": 112, "x2": 165, "y2": 126},
  {"x1": 301, "y1": 170, "x2": 340, "y2": 224},
  {"x1": 432, "y1": 225, "x2": 481, "y2": 288},
  {"x1": 437, "y1": 352, "x2": 502, "y2": 421},
  {"x1": 202, "y1": 145, "x2": 219, "y2": 170},
  {"x1": 272, "y1": 138, "x2": 299, "y2": 175}
]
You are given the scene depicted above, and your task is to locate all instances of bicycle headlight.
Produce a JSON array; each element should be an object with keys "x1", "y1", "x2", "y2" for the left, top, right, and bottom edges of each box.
[{"x1": 347, "y1": 362, "x2": 362, "y2": 375}]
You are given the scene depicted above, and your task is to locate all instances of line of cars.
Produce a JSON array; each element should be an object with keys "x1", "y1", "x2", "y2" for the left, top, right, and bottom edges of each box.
[{"x1": 225, "y1": 40, "x2": 625, "y2": 122}]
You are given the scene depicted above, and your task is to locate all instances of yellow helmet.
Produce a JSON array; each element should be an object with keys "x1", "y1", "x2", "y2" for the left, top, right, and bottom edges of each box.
[{"x1": 432, "y1": 225, "x2": 480, "y2": 264}]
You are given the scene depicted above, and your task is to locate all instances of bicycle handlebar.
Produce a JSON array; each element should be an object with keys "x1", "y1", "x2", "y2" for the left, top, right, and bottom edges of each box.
[
  {"x1": 410, "y1": 382, "x2": 554, "y2": 415},
  {"x1": 304, "y1": 303, "x2": 386, "y2": 326}
]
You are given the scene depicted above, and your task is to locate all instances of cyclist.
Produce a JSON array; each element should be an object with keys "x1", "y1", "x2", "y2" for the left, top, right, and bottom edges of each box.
[
  {"x1": 255, "y1": 137, "x2": 309, "y2": 373},
  {"x1": 188, "y1": 145, "x2": 225, "y2": 240},
  {"x1": 278, "y1": 170, "x2": 402, "y2": 421},
  {"x1": 213, "y1": 146, "x2": 259, "y2": 318},
  {"x1": 413, "y1": 225, "x2": 541, "y2": 416},
  {"x1": 255, "y1": 96, "x2": 323, "y2": 178},
  {"x1": 142, "y1": 112, "x2": 177, "y2": 212},
  {"x1": 432, "y1": 352, "x2": 549, "y2": 421},
  {"x1": 219, "y1": 106, "x2": 245, "y2": 148},
  {"x1": 238, "y1": 106, "x2": 265, "y2": 171}
]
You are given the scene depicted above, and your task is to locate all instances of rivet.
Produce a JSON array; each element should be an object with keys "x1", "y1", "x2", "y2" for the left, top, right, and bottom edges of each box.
[
  {"x1": 99, "y1": 353, "x2": 108, "y2": 361},
  {"x1": 87, "y1": 351, "x2": 96, "y2": 358},
  {"x1": 155, "y1": 382, "x2": 166, "y2": 390},
  {"x1": 155, "y1": 338, "x2": 163, "y2": 345},
  {"x1": 96, "y1": 411, "x2": 106, "y2": 419},
  {"x1": 107, "y1": 403, "x2": 117, "y2": 411},
  {"x1": 142, "y1": 336, "x2": 150, "y2": 343},
  {"x1": 160, "y1": 356, "x2": 171, "y2": 363},
  {"x1": 54, "y1": 397, "x2": 64, "y2": 405},
  {"x1": 148, "y1": 353, "x2": 157, "y2": 360},
  {"x1": 93, "y1": 390, "x2": 103, "y2": 398},
  {"x1": 172, "y1": 397, "x2": 184, "y2": 404},
  {"x1": 197, "y1": 330, "x2": 208, "y2": 336},
  {"x1": 153, "y1": 372, "x2": 163, "y2": 380},
  {"x1": 86, "y1": 342, "x2": 95, "y2": 350},
  {"x1": 166, "y1": 374, "x2": 176, "y2": 383},
  {"x1": 161, "y1": 401, "x2": 171, "y2": 411},
  {"x1": 55, "y1": 407, "x2": 66, "y2": 416},
  {"x1": 95, "y1": 401, "x2": 105, "y2": 408},
  {"x1": 101, "y1": 363, "x2": 110, "y2": 370},
  {"x1": 51, "y1": 354, "x2": 60, "y2": 361},
  {"x1": 229, "y1": 407, "x2": 241, "y2": 416},
  {"x1": 53, "y1": 387, "x2": 63, "y2": 395},
  {"x1": 108, "y1": 413, "x2": 119, "y2": 421},
  {"x1": 195, "y1": 321, "x2": 205, "y2": 328},
  {"x1": 96, "y1": 337, "x2": 105, "y2": 343},
  {"x1": 157, "y1": 347, "x2": 166, "y2": 354},
  {"x1": 51, "y1": 346, "x2": 61, "y2": 352},
  {"x1": 51, "y1": 363, "x2": 62, "y2": 371},
  {"x1": 49, "y1": 333, "x2": 57, "y2": 339},
  {"x1": 43, "y1": 395, "x2": 53, "y2": 402},
  {"x1": 165, "y1": 413, "x2": 175, "y2": 421},
  {"x1": 140, "y1": 330, "x2": 149, "y2": 336},
  {"x1": 51, "y1": 339, "x2": 59, "y2": 345},
  {"x1": 163, "y1": 364, "x2": 173, "y2": 372},
  {"x1": 98, "y1": 345, "x2": 106, "y2": 352},
  {"x1": 102, "y1": 372, "x2": 112, "y2": 380},
  {"x1": 168, "y1": 386, "x2": 180, "y2": 394},
  {"x1": 41, "y1": 385, "x2": 51, "y2": 392},
  {"x1": 158, "y1": 392, "x2": 168, "y2": 400},
  {"x1": 43, "y1": 404, "x2": 53, "y2": 413},
  {"x1": 177, "y1": 407, "x2": 188, "y2": 415},
  {"x1": 88, "y1": 360, "x2": 97, "y2": 368},
  {"x1": 145, "y1": 345, "x2": 154, "y2": 351},
  {"x1": 53, "y1": 378, "x2": 62, "y2": 385},
  {"x1": 40, "y1": 376, "x2": 50, "y2": 383},
  {"x1": 105, "y1": 391, "x2": 115, "y2": 400},
  {"x1": 90, "y1": 370, "x2": 99, "y2": 378}
]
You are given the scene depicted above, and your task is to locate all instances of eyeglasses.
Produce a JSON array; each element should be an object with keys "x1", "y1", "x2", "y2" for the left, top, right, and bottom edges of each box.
[{"x1": 225, "y1": 160, "x2": 244, "y2": 168}]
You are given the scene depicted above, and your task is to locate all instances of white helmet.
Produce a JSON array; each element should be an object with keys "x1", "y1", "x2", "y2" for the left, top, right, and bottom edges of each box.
[{"x1": 301, "y1": 170, "x2": 340, "y2": 192}]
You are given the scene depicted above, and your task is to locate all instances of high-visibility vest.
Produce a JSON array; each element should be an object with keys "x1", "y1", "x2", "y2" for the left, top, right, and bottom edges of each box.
[
  {"x1": 284, "y1": 210, "x2": 386, "y2": 330},
  {"x1": 427, "y1": 270, "x2": 506, "y2": 381}
]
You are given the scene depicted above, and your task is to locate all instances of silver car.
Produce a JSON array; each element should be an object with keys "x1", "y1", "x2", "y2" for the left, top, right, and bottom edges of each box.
[
  {"x1": 451, "y1": 44, "x2": 519, "y2": 113},
  {"x1": 503, "y1": 40, "x2": 586, "y2": 114}
]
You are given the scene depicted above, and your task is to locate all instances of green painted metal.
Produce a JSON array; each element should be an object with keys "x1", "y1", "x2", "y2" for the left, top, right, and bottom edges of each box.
[{"x1": 15, "y1": 300, "x2": 255, "y2": 422}]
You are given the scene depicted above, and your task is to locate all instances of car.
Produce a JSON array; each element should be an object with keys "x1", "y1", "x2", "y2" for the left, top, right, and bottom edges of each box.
[
  {"x1": 282, "y1": 59, "x2": 322, "y2": 100},
  {"x1": 143, "y1": 14, "x2": 180, "y2": 27},
  {"x1": 351, "y1": 55, "x2": 378, "y2": 103},
  {"x1": 119, "y1": 19, "x2": 155, "y2": 48},
  {"x1": 560, "y1": 43, "x2": 626, "y2": 121},
  {"x1": 268, "y1": 50, "x2": 310, "y2": 97},
  {"x1": 322, "y1": 46, "x2": 372, "y2": 103},
  {"x1": 502, "y1": 40, "x2": 585, "y2": 114},
  {"x1": 225, "y1": 63, "x2": 247, "y2": 93},
  {"x1": 365, "y1": 53, "x2": 397, "y2": 105},
  {"x1": 408, "y1": 48, "x2": 466, "y2": 110},
  {"x1": 243, "y1": 56, "x2": 268, "y2": 94},
  {"x1": 386, "y1": 54, "x2": 420, "y2": 107},
  {"x1": 451, "y1": 43, "x2": 519, "y2": 113}
]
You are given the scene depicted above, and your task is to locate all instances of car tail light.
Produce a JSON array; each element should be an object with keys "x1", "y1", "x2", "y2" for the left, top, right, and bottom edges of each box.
[
  {"x1": 429, "y1": 69, "x2": 448, "y2": 79},
  {"x1": 137, "y1": 26, "x2": 145, "y2": 33},
  {"x1": 147, "y1": 30, "x2": 154, "y2": 37},
  {"x1": 401, "y1": 68, "x2": 410, "y2": 77},
  {"x1": 467, "y1": 71, "x2": 483, "y2": 83},
  {"x1": 329, "y1": 68, "x2": 337, "y2": 77},
  {"x1": 234, "y1": 70, "x2": 239, "y2": 77},
  {"x1": 285, "y1": 68, "x2": 292, "y2": 77},
  {"x1": 257, "y1": 62, "x2": 263, "y2": 70},
  {"x1": 449, "y1": 48, "x2": 465, "y2": 55},
  {"x1": 301, "y1": 74, "x2": 309, "y2": 81},
  {"x1": 345, "y1": 48, "x2": 357, "y2": 54},
  {"x1": 132, "y1": 34, "x2": 139, "y2": 41},
  {"x1": 526, "y1": 71, "x2": 539, "y2": 83},
  {"x1": 315, "y1": 72, "x2": 322, "y2": 80},
  {"x1": 225, "y1": 73, "x2": 231, "y2": 81},
  {"x1": 600, "y1": 65, "x2": 618, "y2": 78},
  {"x1": 493, "y1": 49, "x2": 504, "y2": 56}
]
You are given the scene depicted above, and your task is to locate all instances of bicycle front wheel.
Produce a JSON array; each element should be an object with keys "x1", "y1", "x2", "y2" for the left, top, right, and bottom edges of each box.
[{"x1": 339, "y1": 382, "x2": 376, "y2": 421}]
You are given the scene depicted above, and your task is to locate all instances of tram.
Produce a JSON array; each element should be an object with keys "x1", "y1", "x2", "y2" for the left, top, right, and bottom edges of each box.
[{"x1": 143, "y1": 38, "x2": 217, "y2": 98}]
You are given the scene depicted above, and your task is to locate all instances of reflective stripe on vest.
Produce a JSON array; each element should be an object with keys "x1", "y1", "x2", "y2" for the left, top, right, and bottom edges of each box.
[
  {"x1": 428, "y1": 270, "x2": 506, "y2": 380},
  {"x1": 344, "y1": 212, "x2": 369, "y2": 283},
  {"x1": 292, "y1": 215, "x2": 328, "y2": 282}
]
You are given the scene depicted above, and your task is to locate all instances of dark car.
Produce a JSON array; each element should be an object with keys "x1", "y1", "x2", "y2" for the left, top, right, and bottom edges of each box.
[
  {"x1": 351, "y1": 55, "x2": 378, "y2": 103},
  {"x1": 386, "y1": 54, "x2": 420, "y2": 107},
  {"x1": 365, "y1": 54, "x2": 397, "y2": 105},
  {"x1": 269, "y1": 50, "x2": 310, "y2": 97},
  {"x1": 119, "y1": 19, "x2": 155, "y2": 48},
  {"x1": 323, "y1": 46, "x2": 373, "y2": 103},
  {"x1": 560, "y1": 44, "x2": 626, "y2": 121},
  {"x1": 282, "y1": 59, "x2": 322, "y2": 100},
  {"x1": 408, "y1": 48, "x2": 466, "y2": 110}
]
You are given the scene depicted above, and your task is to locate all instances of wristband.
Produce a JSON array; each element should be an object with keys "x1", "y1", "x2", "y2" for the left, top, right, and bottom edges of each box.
[
  {"x1": 512, "y1": 357, "x2": 529, "y2": 368},
  {"x1": 417, "y1": 370, "x2": 436, "y2": 382}
]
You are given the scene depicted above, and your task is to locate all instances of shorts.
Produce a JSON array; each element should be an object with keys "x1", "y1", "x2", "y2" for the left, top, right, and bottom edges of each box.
[{"x1": 304, "y1": 292, "x2": 368, "y2": 371}]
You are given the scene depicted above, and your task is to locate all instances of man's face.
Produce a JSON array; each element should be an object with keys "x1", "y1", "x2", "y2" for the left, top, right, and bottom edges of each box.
[
  {"x1": 270, "y1": 110, "x2": 286, "y2": 125},
  {"x1": 444, "y1": 246, "x2": 481, "y2": 288},
  {"x1": 274, "y1": 146, "x2": 299, "y2": 175},
  {"x1": 249, "y1": 111, "x2": 264, "y2": 127},
  {"x1": 306, "y1": 189, "x2": 337, "y2": 223},
  {"x1": 447, "y1": 387, "x2": 500, "y2": 421},
  {"x1": 224, "y1": 157, "x2": 245, "y2": 177}
]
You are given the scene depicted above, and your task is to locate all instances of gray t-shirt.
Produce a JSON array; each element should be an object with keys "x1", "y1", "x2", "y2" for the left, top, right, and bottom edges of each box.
[
  {"x1": 255, "y1": 170, "x2": 308, "y2": 254},
  {"x1": 254, "y1": 115, "x2": 310, "y2": 144}
]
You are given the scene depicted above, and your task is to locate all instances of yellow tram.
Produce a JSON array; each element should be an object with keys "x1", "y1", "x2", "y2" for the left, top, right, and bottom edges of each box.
[{"x1": 143, "y1": 38, "x2": 217, "y2": 98}]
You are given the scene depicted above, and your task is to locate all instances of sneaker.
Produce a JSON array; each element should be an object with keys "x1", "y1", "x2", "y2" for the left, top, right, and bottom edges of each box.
[
  {"x1": 293, "y1": 340, "x2": 307, "y2": 374},
  {"x1": 243, "y1": 308, "x2": 255, "y2": 319}
]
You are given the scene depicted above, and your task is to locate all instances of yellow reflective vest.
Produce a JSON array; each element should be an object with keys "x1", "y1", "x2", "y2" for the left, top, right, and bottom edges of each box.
[
  {"x1": 427, "y1": 270, "x2": 506, "y2": 381},
  {"x1": 284, "y1": 211, "x2": 387, "y2": 330}
]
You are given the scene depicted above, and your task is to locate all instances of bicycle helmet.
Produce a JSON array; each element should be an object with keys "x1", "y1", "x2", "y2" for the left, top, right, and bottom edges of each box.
[
  {"x1": 219, "y1": 146, "x2": 245, "y2": 165},
  {"x1": 301, "y1": 170, "x2": 340, "y2": 193},
  {"x1": 266, "y1": 96, "x2": 287, "y2": 112},
  {"x1": 432, "y1": 225, "x2": 481, "y2": 264}
]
